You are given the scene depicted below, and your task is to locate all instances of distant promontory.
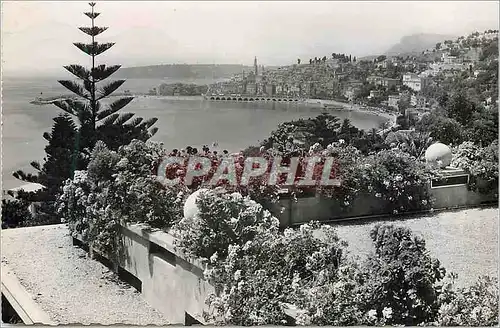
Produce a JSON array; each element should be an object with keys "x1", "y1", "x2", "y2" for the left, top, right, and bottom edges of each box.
[{"x1": 112, "y1": 64, "x2": 253, "y2": 80}]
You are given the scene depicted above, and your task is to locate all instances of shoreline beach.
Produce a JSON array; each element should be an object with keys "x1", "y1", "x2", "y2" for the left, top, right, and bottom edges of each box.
[{"x1": 304, "y1": 98, "x2": 398, "y2": 121}]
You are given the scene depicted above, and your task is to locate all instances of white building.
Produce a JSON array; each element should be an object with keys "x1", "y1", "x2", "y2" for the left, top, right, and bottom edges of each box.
[
  {"x1": 343, "y1": 89, "x2": 355, "y2": 102},
  {"x1": 388, "y1": 95, "x2": 400, "y2": 110},
  {"x1": 411, "y1": 94, "x2": 427, "y2": 108},
  {"x1": 368, "y1": 90, "x2": 382, "y2": 99},
  {"x1": 402, "y1": 73, "x2": 428, "y2": 92},
  {"x1": 442, "y1": 53, "x2": 462, "y2": 64}
]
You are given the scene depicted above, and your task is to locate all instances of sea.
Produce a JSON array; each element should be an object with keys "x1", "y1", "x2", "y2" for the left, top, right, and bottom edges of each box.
[{"x1": 1, "y1": 76, "x2": 388, "y2": 191}]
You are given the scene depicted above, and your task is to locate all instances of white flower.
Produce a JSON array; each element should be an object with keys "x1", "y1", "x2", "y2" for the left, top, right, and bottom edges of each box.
[
  {"x1": 408, "y1": 195, "x2": 413, "y2": 200},
  {"x1": 242, "y1": 240, "x2": 252, "y2": 251},
  {"x1": 209, "y1": 252, "x2": 218, "y2": 264},
  {"x1": 299, "y1": 224, "x2": 312, "y2": 234},
  {"x1": 291, "y1": 272, "x2": 301, "y2": 289},
  {"x1": 375, "y1": 192, "x2": 382, "y2": 198},
  {"x1": 295, "y1": 311, "x2": 312, "y2": 325},
  {"x1": 367, "y1": 309, "x2": 377, "y2": 320},
  {"x1": 382, "y1": 307, "x2": 393, "y2": 319},
  {"x1": 395, "y1": 175, "x2": 403, "y2": 182},
  {"x1": 284, "y1": 228, "x2": 294, "y2": 238},
  {"x1": 230, "y1": 192, "x2": 243, "y2": 201},
  {"x1": 233, "y1": 270, "x2": 242, "y2": 281},
  {"x1": 225, "y1": 309, "x2": 233, "y2": 320},
  {"x1": 116, "y1": 157, "x2": 129, "y2": 169},
  {"x1": 203, "y1": 267, "x2": 213, "y2": 279}
]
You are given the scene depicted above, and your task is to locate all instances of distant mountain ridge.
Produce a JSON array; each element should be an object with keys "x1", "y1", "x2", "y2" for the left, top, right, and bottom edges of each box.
[
  {"x1": 384, "y1": 33, "x2": 457, "y2": 56},
  {"x1": 113, "y1": 64, "x2": 253, "y2": 79}
]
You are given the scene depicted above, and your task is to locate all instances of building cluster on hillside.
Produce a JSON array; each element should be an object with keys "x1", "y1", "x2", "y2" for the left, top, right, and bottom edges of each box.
[{"x1": 208, "y1": 30, "x2": 498, "y2": 113}]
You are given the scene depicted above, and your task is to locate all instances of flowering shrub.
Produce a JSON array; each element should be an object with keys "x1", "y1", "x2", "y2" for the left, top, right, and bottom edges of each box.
[
  {"x1": 297, "y1": 257, "x2": 366, "y2": 326},
  {"x1": 357, "y1": 224, "x2": 447, "y2": 326},
  {"x1": 157, "y1": 151, "x2": 282, "y2": 204},
  {"x1": 438, "y1": 275, "x2": 499, "y2": 326},
  {"x1": 451, "y1": 141, "x2": 498, "y2": 195},
  {"x1": 157, "y1": 150, "x2": 346, "y2": 202},
  {"x1": 57, "y1": 140, "x2": 187, "y2": 258},
  {"x1": 321, "y1": 147, "x2": 437, "y2": 214},
  {"x1": 189, "y1": 208, "x2": 496, "y2": 327},
  {"x1": 202, "y1": 221, "x2": 350, "y2": 326},
  {"x1": 174, "y1": 191, "x2": 280, "y2": 262}
]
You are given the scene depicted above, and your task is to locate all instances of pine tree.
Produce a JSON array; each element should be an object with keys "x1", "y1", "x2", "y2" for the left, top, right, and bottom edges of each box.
[
  {"x1": 13, "y1": 114, "x2": 79, "y2": 195},
  {"x1": 1, "y1": 199, "x2": 33, "y2": 229},
  {"x1": 13, "y1": 114, "x2": 80, "y2": 223},
  {"x1": 53, "y1": 2, "x2": 158, "y2": 161}
]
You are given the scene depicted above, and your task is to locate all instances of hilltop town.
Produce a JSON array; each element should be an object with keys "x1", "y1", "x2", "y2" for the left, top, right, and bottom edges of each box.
[{"x1": 207, "y1": 29, "x2": 498, "y2": 116}]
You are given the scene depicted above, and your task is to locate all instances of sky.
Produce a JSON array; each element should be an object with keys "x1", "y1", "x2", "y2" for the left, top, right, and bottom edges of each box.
[{"x1": 1, "y1": 1, "x2": 499, "y2": 76}]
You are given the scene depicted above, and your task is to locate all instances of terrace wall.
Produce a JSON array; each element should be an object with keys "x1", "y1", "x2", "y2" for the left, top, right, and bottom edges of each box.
[
  {"x1": 71, "y1": 174, "x2": 496, "y2": 323},
  {"x1": 272, "y1": 180, "x2": 497, "y2": 227},
  {"x1": 75, "y1": 225, "x2": 214, "y2": 325}
]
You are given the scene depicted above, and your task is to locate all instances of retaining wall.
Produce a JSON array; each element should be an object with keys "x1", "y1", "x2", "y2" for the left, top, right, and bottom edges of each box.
[
  {"x1": 271, "y1": 179, "x2": 497, "y2": 227},
  {"x1": 75, "y1": 224, "x2": 214, "y2": 325}
]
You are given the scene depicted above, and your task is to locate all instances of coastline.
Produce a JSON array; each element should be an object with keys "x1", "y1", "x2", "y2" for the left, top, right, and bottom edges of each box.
[
  {"x1": 30, "y1": 94, "x2": 397, "y2": 128},
  {"x1": 305, "y1": 98, "x2": 398, "y2": 123}
]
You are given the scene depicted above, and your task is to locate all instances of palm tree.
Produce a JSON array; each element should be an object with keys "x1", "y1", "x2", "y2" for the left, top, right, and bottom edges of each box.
[{"x1": 385, "y1": 130, "x2": 433, "y2": 159}]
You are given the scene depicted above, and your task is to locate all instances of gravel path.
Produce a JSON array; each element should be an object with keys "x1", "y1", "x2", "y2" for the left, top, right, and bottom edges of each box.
[
  {"x1": 330, "y1": 207, "x2": 498, "y2": 288},
  {"x1": 1, "y1": 224, "x2": 168, "y2": 325}
]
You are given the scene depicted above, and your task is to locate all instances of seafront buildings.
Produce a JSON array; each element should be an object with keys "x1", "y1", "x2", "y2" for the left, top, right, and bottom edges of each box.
[{"x1": 205, "y1": 29, "x2": 497, "y2": 115}]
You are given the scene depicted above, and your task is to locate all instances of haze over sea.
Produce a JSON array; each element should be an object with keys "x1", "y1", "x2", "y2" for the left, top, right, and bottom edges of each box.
[{"x1": 2, "y1": 76, "x2": 388, "y2": 190}]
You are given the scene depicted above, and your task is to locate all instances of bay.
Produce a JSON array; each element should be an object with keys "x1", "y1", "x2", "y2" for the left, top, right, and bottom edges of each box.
[{"x1": 1, "y1": 77, "x2": 388, "y2": 190}]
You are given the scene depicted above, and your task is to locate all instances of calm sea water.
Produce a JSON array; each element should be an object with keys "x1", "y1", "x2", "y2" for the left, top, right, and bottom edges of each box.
[{"x1": 1, "y1": 77, "x2": 387, "y2": 190}]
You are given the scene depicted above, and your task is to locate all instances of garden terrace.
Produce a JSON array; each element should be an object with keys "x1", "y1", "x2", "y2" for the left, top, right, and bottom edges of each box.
[
  {"x1": 331, "y1": 206, "x2": 498, "y2": 288},
  {"x1": 2, "y1": 207, "x2": 497, "y2": 324}
]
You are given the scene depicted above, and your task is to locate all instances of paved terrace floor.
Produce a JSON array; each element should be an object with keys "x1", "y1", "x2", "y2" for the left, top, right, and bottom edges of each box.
[
  {"x1": 1, "y1": 224, "x2": 168, "y2": 325},
  {"x1": 331, "y1": 207, "x2": 499, "y2": 288}
]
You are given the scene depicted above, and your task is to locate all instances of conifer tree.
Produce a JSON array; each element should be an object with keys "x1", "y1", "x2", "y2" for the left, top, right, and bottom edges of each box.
[
  {"x1": 13, "y1": 2, "x2": 159, "y2": 224},
  {"x1": 12, "y1": 114, "x2": 79, "y2": 224},
  {"x1": 52, "y1": 2, "x2": 158, "y2": 160}
]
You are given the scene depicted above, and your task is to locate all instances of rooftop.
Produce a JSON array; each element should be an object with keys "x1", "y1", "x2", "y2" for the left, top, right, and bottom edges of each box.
[{"x1": 1, "y1": 224, "x2": 168, "y2": 325}]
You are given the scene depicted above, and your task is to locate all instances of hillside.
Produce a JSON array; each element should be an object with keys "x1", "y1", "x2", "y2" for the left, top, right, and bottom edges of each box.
[
  {"x1": 385, "y1": 33, "x2": 457, "y2": 56},
  {"x1": 113, "y1": 64, "x2": 253, "y2": 80}
]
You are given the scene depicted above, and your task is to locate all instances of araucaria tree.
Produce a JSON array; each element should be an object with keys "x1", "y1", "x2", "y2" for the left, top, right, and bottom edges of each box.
[
  {"x1": 12, "y1": 2, "x2": 159, "y2": 226},
  {"x1": 53, "y1": 1, "x2": 158, "y2": 159}
]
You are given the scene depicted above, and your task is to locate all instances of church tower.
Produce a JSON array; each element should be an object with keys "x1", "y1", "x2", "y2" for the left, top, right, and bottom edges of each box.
[{"x1": 253, "y1": 56, "x2": 260, "y2": 95}]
